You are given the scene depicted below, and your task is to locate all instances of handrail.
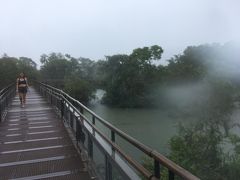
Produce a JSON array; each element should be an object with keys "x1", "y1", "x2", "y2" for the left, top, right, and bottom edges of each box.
[
  {"x1": 0, "y1": 83, "x2": 15, "y2": 122},
  {"x1": 36, "y1": 82, "x2": 200, "y2": 180},
  {"x1": 0, "y1": 83, "x2": 14, "y2": 97}
]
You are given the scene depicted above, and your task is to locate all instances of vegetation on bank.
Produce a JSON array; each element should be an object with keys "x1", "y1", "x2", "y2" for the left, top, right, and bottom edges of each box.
[{"x1": 1, "y1": 43, "x2": 240, "y2": 179}]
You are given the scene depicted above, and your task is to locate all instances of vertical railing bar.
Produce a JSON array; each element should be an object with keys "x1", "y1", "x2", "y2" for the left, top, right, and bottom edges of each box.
[
  {"x1": 92, "y1": 116, "x2": 96, "y2": 136},
  {"x1": 111, "y1": 130, "x2": 115, "y2": 153},
  {"x1": 105, "y1": 155, "x2": 113, "y2": 180},
  {"x1": 76, "y1": 117, "x2": 81, "y2": 146},
  {"x1": 70, "y1": 110, "x2": 74, "y2": 128},
  {"x1": 61, "y1": 99, "x2": 64, "y2": 118},
  {"x1": 88, "y1": 132, "x2": 93, "y2": 159},
  {"x1": 0, "y1": 103, "x2": 2, "y2": 122},
  {"x1": 110, "y1": 128, "x2": 116, "y2": 177},
  {"x1": 154, "y1": 160, "x2": 160, "y2": 179},
  {"x1": 169, "y1": 170, "x2": 175, "y2": 180},
  {"x1": 50, "y1": 90, "x2": 53, "y2": 104}
]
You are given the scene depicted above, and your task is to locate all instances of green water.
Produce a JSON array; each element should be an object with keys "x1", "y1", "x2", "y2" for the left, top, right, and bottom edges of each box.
[{"x1": 87, "y1": 90, "x2": 183, "y2": 156}]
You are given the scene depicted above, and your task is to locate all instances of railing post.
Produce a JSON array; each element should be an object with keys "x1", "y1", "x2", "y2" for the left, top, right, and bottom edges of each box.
[
  {"x1": 0, "y1": 104, "x2": 2, "y2": 122},
  {"x1": 61, "y1": 99, "x2": 64, "y2": 118},
  {"x1": 169, "y1": 170, "x2": 174, "y2": 180},
  {"x1": 88, "y1": 133, "x2": 93, "y2": 158},
  {"x1": 76, "y1": 118, "x2": 81, "y2": 144},
  {"x1": 111, "y1": 130, "x2": 115, "y2": 153},
  {"x1": 50, "y1": 91, "x2": 53, "y2": 104},
  {"x1": 76, "y1": 117, "x2": 85, "y2": 146},
  {"x1": 92, "y1": 116, "x2": 96, "y2": 136},
  {"x1": 6, "y1": 95, "x2": 8, "y2": 107},
  {"x1": 80, "y1": 106, "x2": 84, "y2": 115},
  {"x1": 105, "y1": 156, "x2": 113, "y2": 180},
  {"x1": 154, "y1": 160, "x2": 160, "y2": 179},
  {"x1": 104, "y1": 131, "x2": 115, "y2": 180},
  {"x1": 70, "y1": 111, "x2": 73, "y2": 128},
  {"x1": 79, "y1": 107, "x2": 84, "y2": 123}
]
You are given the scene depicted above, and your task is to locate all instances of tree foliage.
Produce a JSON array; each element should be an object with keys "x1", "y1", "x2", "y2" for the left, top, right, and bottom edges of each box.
[
  {"x1": 39, "y1": 53, "x2": 96, "y2": 103},
  {"x1": 102, "y1": 45, "x2": 163, "y2": 107},
  {"x1": 64, "y1": 75, "x2": 94, "y2": 104},
  {"x1": 0, "y1": 55, "x2": 38, "y2": 88}
]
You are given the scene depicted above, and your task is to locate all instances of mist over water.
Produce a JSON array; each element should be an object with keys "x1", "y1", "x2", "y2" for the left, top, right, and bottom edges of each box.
[
  {"x1": 155, "y1": 42, "x2": 240, "y2": 108},
  {"x1": 158, "y1": 81, "x2": 222, "y2": 111},
  {"x1": 89, "y1": 43, "x2": 240, "y2": 159}
]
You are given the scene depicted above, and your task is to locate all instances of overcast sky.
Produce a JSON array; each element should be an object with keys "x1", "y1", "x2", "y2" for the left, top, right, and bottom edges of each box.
[{"x1": 0, "y1": 0, "x2": 240, "y2": 65}]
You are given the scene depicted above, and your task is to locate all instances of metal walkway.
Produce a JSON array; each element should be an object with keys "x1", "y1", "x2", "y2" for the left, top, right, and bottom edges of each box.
[{"x1": 0, "y1": 88, "x2": 92, "y2": 180}]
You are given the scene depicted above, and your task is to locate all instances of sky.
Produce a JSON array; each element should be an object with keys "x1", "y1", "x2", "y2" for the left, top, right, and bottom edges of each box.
[{"x1": 0, "y1": 0, "x2": 240, "y2": 65}]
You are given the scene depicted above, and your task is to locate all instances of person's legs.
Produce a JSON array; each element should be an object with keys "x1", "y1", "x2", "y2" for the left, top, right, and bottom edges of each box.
[
  {"x1": 23, "y1": 93, "x2": 26, "y2": 105},
  {"x1": 18, "y1": 87, "x2": 27, "y2": 107},
  {"x1": 23, "y1": 87, "x2": 28, "y2": 105},
  {"x1": 19, "y1": 93, "x2": 23, "y2": 106}
]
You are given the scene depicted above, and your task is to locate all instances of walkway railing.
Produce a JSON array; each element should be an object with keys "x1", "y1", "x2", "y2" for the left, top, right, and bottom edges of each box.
[
  {"x1": 0, "y1": 84, "x2": 15, "y2": 122},
  {"x1": 35, "y1": 82, "x2": 200, "y2": 180}
]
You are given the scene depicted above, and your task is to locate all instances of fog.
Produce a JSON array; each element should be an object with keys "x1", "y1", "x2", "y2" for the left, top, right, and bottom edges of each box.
[
  {"x1": 153, "y1": 43, "x2": 240, "y2": 123},
  {"x1": 0, "y1": 0, "x2": 240, "y2": 65},
  {"x1": 205, "y1": 43, "x2": 240, "y2": 79}
]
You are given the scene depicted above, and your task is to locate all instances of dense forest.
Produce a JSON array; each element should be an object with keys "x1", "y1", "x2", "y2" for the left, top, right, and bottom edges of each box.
[{"x1": 1, "y1": 43, "x2": 240, "y2": 179}]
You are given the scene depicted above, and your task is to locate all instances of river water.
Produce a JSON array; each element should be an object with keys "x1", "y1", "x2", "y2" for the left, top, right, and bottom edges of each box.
[
  {"x1": 84, "y1": 89, "x2": 240, "y2": 179},
  {"x1": 88, "y1": 90, "x2": 184, "y2": 156},
  {"x1": 87, "y1": 89, "x2": 240, "y2": 160}
]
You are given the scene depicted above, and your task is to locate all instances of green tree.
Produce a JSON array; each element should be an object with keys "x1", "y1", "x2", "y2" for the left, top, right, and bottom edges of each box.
[
  {"x1": 40, "y1": 53, "x2": 73, "y2": 87},
  {"x1": 0, "y1": 55, "x2": 39, "y2": 88},
  {"x1": 223, "y1": 134, "x2": 240, "y2": 180},
  {"x1": 39, "y1": 53, "x2": 96, "y2": 103},
  {"x1": 18, "y1": 57, "x2": 39, "y2": 83},
  {"x1": 103, "y1": 45, "x2": 163, "y2": 107},
  {"x1": 0, "y1": 56, "x2": 18, "y2": 88},
  {"x1": 64, "y1": 75, "x2": 95, "y2": 104},
  {"x1": 169, "y1": 122, "x2": 224, "y2": 180}
]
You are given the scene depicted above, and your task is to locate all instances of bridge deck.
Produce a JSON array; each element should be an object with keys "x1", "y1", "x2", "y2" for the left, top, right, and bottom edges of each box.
[{"x1": 0, "y1": 88, "x2": 92, "y2": 180}]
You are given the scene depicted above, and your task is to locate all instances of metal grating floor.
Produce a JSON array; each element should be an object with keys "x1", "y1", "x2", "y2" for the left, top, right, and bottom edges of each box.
[{"x1": 0, "y1": 88, "x2": 92, "y2": 180}]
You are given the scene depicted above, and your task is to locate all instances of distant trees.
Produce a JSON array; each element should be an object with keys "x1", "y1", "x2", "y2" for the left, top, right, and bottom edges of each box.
[
  {"x1": 0, "y1": 55, "x2": 39, "y2": 88},
  {"x1": 40, "y1": 53, "x2": 73, "y2": 86},
  {"x1": 165, "y1": 43, "x2": 240, "y2": 83},
  {"x1": 0, "y1": 56, "x2": 18, "y2": 88},
  {"x1": 38, "y1": 45, "x2": 164, "y2": 107},
  {"x1": 2, "y1": 43, "x2": 239, "y2": 107},
  {"x1": 39, "y1": 53, "x2": 96, "y2": 104},
  {"x1": 18, "y1": 57, "x2": 39, "y2": 84}
]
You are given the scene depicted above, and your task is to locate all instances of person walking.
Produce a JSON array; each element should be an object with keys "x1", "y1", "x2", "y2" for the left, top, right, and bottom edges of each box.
[{"x1": 16, "y1": 72, "x2": 28, "y2": 107}]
